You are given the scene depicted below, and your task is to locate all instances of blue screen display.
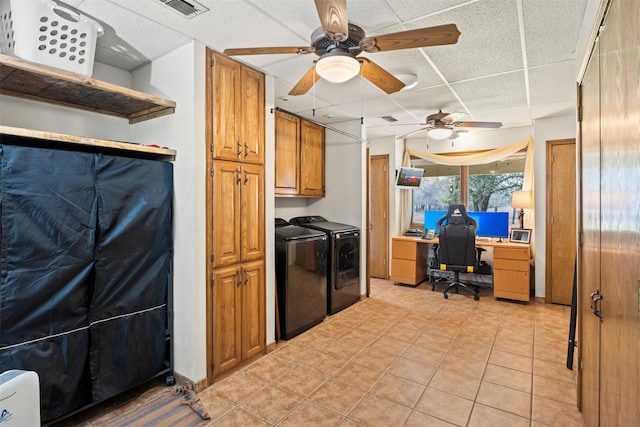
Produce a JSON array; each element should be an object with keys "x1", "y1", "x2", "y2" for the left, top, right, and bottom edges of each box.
[
  {"x1": 423, "y1": 210, "x2": 447, "y2": 233},
  {"x1": 468, "y1": 211, "x2": 510, "y2": 238}
]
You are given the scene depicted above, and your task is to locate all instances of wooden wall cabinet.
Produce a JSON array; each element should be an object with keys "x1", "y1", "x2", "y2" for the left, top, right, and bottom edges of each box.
[
  {"x1": 206, "y1": 49, "x2": 266, "y2": 380},
  {"x1": 212, "y1": 260, "x2": 265, "y2": 375},
  {"x1": 211, "y1": 160, "x2": 264, "y2": 269},
  {"x1": 210, "y1": 51, "x2": 264, "y2": 164},
  {"x1": 390, "y1": 237, "x2": 429, "y2": 286},
  {"x1": 274, "y1": 110, "x2": 325, "y2": 198},
  {"x1": 493, "y1": 246, "x2": 530, "y2": 302}
]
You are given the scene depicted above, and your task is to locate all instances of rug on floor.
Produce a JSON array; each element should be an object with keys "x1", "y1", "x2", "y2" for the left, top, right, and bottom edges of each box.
[{"x1": 98, "y1": 385, "x2": 210, "y2": 427}]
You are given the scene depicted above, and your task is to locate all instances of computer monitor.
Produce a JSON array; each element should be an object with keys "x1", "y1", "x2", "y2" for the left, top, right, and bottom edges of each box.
[
  {"x1": 468, "y1": 211, "x2": 510, "y2": 239},
  {"x1": 423, "y1": 210, "x2": 447, "y2": 233}
]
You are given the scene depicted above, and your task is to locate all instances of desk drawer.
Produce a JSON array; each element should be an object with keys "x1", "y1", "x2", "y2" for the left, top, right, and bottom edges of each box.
[
  {"x1": 494, "y1": 258, "x2": 529, "y2": 271},
  {"x1": 494, "y1": 269, "x2": 529, "y2": 294},
  {"x1": 494, "y1": 247, "x2": 529, "y2": 261},
  {"x1": 392, "y1": 240, "x2": 417, "y2": 260}
]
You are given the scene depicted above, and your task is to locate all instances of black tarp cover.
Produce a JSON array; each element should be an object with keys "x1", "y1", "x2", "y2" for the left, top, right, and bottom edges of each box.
[{"x1": 0, "y1": 145, "x2": 173, "y2": 422}]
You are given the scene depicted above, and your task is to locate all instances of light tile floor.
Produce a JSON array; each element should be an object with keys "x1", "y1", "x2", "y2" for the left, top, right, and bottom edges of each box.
[
  {"x1": 60, "y1": 278, "x2": 585, "y2": 426},
  {"x1": 198, "y1": 278, "x2": 584, "y2": 426}
]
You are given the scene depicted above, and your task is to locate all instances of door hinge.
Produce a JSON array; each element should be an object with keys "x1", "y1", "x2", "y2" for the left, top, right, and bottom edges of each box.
[
  {"x1": 210, "y1": 277, "x2": 214, "y2": 287},
  {"x1": 210, "y1": 57, "x2": 215, "y2": 67},
  {"x1": 577, "y1": 105, "x2": 583, "y2": 122},
  {"x1": 578, "y1": 355, "x2": 583, "y2": 371},
  {"x1": 210, "y1": 167, "x2": 214, "y2": 177},
  {"x1": 210, "y1": 253, "x2": 215, "y2": 262},
  {"x1": 578, "y1": 231, "x2": 583, "y2": 247}
]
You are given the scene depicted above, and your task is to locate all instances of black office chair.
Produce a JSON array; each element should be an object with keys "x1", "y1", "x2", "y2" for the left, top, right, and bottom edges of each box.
[{"x1": 436, "y1": 204, "x2": 481, "y2": 300}]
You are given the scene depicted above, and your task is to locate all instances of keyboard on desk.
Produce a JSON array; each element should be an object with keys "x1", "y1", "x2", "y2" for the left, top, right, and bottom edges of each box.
[{"x1": 404, "y1": 229, "x2": 423, "y2": 237}]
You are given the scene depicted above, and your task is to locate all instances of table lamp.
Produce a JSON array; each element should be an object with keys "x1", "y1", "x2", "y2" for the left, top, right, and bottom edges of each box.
[{"x1": 512, "y1": 190, "x2": 533, "y2": 229}]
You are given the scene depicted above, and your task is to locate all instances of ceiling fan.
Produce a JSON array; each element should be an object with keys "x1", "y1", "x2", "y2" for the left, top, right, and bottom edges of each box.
[
  {"x1": 223, "y1": 0, "x2": 461, "y2": 96},
  {"x1": 406, "y1": 110, "x2": 503, "y2": 139}
]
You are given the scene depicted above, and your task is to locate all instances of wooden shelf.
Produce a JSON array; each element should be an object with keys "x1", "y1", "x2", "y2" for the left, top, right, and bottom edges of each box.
[
  {"x1": 0, "y1": 54, "x2": 176, "y2": 124},
  {"x1": 1, "y1": 125, "x2": 176, "y2": 161}
]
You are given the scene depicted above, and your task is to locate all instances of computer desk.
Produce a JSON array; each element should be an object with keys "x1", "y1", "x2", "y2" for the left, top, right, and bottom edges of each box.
[{"x1": 390, "y1": 235, "x2": 531, "y2": 302}]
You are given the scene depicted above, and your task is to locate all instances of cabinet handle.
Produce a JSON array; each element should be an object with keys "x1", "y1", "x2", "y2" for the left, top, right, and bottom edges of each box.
[
  {"x1": 244, "y1": 170, "x2": 248, "y2": 185},
  {"x1": 589, "y1": 289, "x2": 603, "y2": 321},
  {"x1": 235, "y1": 168, "x2": 241, "y2": 184},
  {"x1": 243, "y1": 267, "x2": 248, "y2": 286},
  {"x1": 244, "y1": 143, "x2": 249, "y2": 159},
  {"x1": 236, "y1": 141, "x2": 242, "y2": 157},
  {"x1": 236, "y1": 269, "x2": 242, "y2": 287}
]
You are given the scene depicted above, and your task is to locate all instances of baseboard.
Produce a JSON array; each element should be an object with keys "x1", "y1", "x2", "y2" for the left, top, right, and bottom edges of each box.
[{"x1": 173, "y1": 372, "x2": 208, "y2": 393}]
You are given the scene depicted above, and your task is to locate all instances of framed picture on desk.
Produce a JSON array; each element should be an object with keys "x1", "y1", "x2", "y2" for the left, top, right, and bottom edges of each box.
[{"x1": 510, "y1": 228, "x2": 531, "y2": 244}]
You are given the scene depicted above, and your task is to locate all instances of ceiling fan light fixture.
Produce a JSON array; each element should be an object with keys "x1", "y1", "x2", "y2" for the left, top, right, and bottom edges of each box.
[
  {"x1": 394, "y1": 73, "x2": 418, "y2": 90},
  {"x1": 428, "y1": 128, "x2": 453, "y2": 139},
  {"x1": 316, "y1": 53, "x2": 360, "y2": 83}
]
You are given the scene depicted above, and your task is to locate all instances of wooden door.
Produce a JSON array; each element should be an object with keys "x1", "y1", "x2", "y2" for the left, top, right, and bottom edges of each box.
[
  {"x1": 546, "y1": 139, "x2": 576, "y2": 305},
  {"x1": 210, "y1": 51, "x2": 241, "y2": 161},
  {"x1": 577, "y1": 35, "x2": 601, "y2": 426},
  {"x1": 212, "y1": 265, "x2": 242, "y2": 375},
  {"x1": 241, "y1": 260, "x2": 265, "y2": 361},
  {"x1": 300, "y1": 119, "x2": 325, "y2": 197},
  {"x1": 240, "y1": 163, "x2": 265, "y2": 261},
  {"x1": 274, "y1": 111, "x2": 300, "y2": 195},
  {"x1": 370, "y1": 155, "x2": 389, "y2": 279},
  {"x1": 598, "y1": 0, "x2": 640, "y2": 423},
  {"x1": 212, "y1": 160, "x2": 241, "y2": 268},
  {"x1": 241, "y1": 65, "x2": 265, "y2": 164}
]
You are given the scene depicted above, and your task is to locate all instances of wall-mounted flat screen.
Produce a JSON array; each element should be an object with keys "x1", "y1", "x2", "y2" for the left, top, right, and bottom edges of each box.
[
  {"x1": 395, "y1": 167, "x2": 424, "y2": 188},
  {"x1": 468, "y1": 211, "x2": 510, "y2": 238}
]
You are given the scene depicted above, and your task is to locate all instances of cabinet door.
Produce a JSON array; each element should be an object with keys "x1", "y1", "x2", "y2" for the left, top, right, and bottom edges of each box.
[
  {"x1": 274, "y1": 111, "x2": 300, "y2": 195},
  {"x1": 242, "y1": 260, "x2": 265, "y2": 360},
  {"x1": 212, "y1": 161, "x2": 241, "y2": 268},
  {"x1": 241, "y1": 65, "x2": 265, "y2": 164},
  {"x1": 241, "y1": 163, "x2": 264, "y2": 261},
  {"x1": 300, "y1": 119, "x2": 325, "y2": 197},
  {"x1": 212, "y1": 265, "x2": 242, "y2": 374},
  {"x1": 212, "y1": 52, "x2": 241, "y2": 161}
]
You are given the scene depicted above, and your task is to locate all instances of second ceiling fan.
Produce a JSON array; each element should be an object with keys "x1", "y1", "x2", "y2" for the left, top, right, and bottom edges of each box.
[{"x1": 223, "y1": 0, "x2": 461, "y2": 96}]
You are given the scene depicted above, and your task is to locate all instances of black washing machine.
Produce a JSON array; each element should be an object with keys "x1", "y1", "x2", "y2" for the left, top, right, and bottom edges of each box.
[
  {"x1": 275, "y1": 218, "x2": 328, "y2": 339},
  {"x1": 289, "y1": 216, "x2": 360, "y2": 314}
]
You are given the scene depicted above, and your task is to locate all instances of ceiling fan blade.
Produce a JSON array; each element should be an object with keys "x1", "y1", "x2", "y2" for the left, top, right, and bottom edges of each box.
[
  {"x1": 452, "y1": 121, "x2": 503, "y2": 129},
  {"x1": 360, "y1": 58, "x2": 405, "y2": 94},
  {"x1": 314, "y1": 0, "x2": 348, "y2": 41},
  {"x1": 224, "y1": 46, "x2": 314, "y2": 56},
  {"x1": 440, "y1": 112, "x2": 467, "y2": 123},
  {"x1": 288, "y1": 66, "x2": 319, "y2": 96},
  {"x1": 360, "y1": 24, "x2": 461, "y2": 52}
]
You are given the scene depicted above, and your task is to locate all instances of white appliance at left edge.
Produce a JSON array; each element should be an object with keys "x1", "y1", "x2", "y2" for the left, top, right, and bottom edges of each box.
[{"x1": 0, "y1": 370, "x2": 40, "y2": 426}]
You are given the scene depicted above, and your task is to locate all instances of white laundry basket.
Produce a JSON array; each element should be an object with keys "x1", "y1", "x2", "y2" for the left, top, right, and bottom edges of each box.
[{"x1": 0, "y1": 0, "x2": 103, "y2": 76}]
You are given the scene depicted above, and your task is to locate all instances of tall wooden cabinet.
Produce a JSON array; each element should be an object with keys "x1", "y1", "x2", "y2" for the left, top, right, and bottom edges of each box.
[
  {"x1": 206, "y1": 49, "x2": 265, "y2": 381},
  {"x1": 274, "y1": 110, "x2": 325, "y2": 198},
  {"x1": 577, "y1": 1, "x2": 640, "y2": 425}
]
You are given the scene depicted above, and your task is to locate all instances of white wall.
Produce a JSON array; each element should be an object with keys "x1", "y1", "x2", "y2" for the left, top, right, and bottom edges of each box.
[
  {"x1": 532, "y1": 114, "x2": 577, "y2": 297},
  {"x1": 129, "y1": 41, "x2": 207, "y2": 384}
]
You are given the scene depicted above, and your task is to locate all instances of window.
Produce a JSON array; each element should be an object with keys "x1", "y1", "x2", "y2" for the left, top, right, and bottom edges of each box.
[{"x1": 411, "y1": 155, "x2": 525, "y2": 229}]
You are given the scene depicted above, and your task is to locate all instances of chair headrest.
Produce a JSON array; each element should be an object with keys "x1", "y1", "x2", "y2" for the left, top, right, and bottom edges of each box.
[{"x1": 437, "y1": 203, "x2": 477, "y2": 227}]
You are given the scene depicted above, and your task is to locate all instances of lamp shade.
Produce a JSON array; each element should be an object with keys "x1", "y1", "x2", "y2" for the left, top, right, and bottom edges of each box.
[
  {"x1": 511, "y1": 190, "x2": 533, "y2": 209},
  {"x1": 428, "y1": 127, "x2": 453, "y2": 140},
  {"x1": 316, "y1": 53, "x2": 360, "y2": 83}
]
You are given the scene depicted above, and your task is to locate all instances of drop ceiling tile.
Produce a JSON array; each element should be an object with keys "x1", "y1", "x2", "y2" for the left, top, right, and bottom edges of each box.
[
  {"x1": 401, "y1": 1, "x2": 523, "y2": 83},
  {"x1": 450, "y1": 71, "x2": 528, "y2": 115},
  {"x1": 523, "y1": 0, "x2": 588, "y2": 67},
  {"x1": 385, "y1": 0, "x2": 474, "y2": 23},
  {"x1": 528, "y1": 60, "x2": 577, "y2": 105}
]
